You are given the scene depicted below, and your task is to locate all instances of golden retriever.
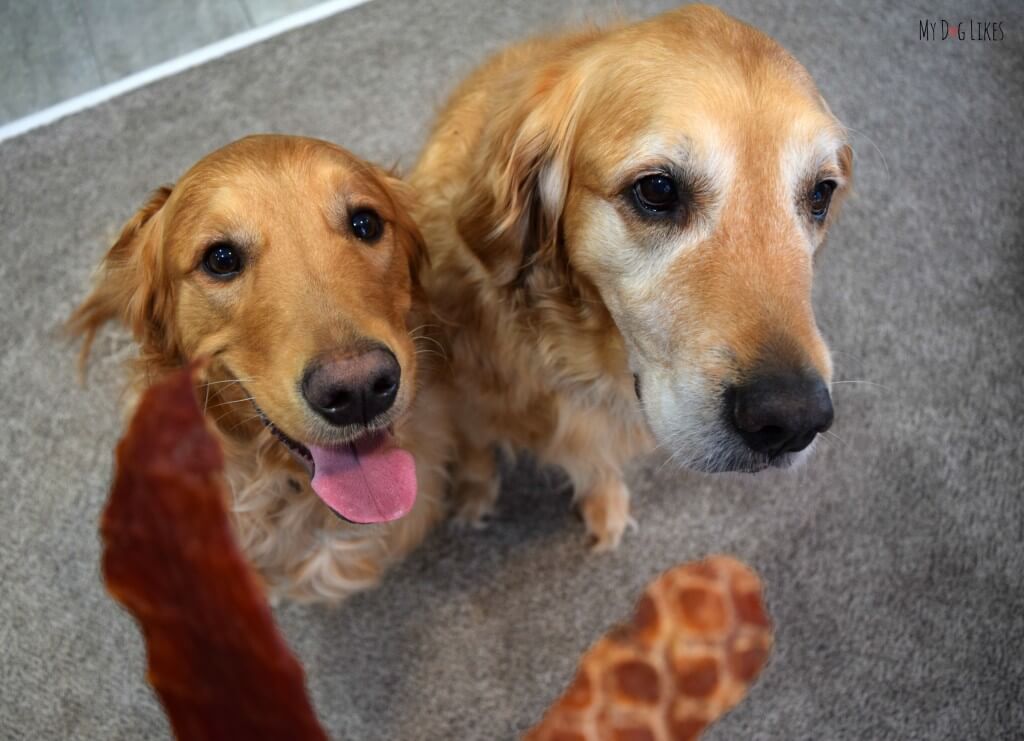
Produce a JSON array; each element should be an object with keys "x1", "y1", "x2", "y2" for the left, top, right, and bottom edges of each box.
[
  {"x1": 70, "y1": 135, "x2": 453, "y2": 603},
  {"x1": 410, "y1": 5, "x2": 851, "y2": 549}
]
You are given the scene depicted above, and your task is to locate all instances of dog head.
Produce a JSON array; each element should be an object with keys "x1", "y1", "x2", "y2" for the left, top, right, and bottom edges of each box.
[
  {"x1": 70, "y1": 135, "x2": 429, "y2": 521},
  {"x1": 459, "y1": 5, "x2": 851, "y2": 472}
]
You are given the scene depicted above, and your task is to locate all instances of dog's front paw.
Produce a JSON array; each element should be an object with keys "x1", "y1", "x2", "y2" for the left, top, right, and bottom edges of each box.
[
  {"x1": 450, "y1": 477, "x2": 499, "y2": 530},
  {"x1": 579, "y1": 480, "x2": 637, "y2": 552}
]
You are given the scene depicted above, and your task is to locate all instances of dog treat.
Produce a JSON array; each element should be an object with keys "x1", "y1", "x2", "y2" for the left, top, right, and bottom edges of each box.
[
  {"x1": 524, "y1": 556, "x2": 773, "y2": 741},
  {"x1": 100, "y1": 367, "x2": 769, "y2": 741},
  {"x1": 100, "y1": 365, "x2": 328, "y2": 741}
]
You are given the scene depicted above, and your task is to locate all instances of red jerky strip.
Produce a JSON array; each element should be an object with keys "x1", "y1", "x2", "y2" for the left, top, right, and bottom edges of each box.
[{"x1": 100, "y1": 365, "x2": 328, "y2": 741}]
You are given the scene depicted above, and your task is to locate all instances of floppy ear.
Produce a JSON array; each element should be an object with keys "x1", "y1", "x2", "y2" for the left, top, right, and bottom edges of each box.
[
  {"x1": 374, "y1": 171, "x2": 429, "y2": 289},
  {"x1": 67, "y1": 186, "x2": 174, "y2": 373},
  {"x1": 455, "y1": 65, "x2": 584, "y2": 289}
]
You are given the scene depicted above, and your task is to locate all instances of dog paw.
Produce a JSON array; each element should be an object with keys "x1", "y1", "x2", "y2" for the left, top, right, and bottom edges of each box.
[
  {"x1": 579, "y1": 482, "x2": 636, "y2": 552},
  {"x1": 450, "y1": 479, "x2": 499, "y2": 530}
]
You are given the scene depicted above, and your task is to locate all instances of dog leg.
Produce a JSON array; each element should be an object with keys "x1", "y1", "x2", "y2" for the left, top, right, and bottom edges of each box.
[
  {"x1": 553, "y1": 409, "x2": 644, "y2": 551},
  {"x1": 577, "y1": 475, "x2": 637, "y2": 552},
  {"x1": 450, "y1": 438, "x2": 500, "y2": 528}
]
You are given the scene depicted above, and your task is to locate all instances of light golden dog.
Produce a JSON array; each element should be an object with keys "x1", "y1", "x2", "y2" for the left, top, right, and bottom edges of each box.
[
  {"x1": 411, "y1": 5, "x2": 851, "y2": 549},
  {"x1": 71, "y1": 135, "x2": 453, "y2": 603}
]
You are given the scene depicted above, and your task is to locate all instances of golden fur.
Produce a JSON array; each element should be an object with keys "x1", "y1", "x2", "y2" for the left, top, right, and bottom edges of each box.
[
  {"x1": 70, "y1": 135, "x2": 453, "y2": 603},
  {"x1": 411, "y1": 5, "x2": 851, "y2": 548}
]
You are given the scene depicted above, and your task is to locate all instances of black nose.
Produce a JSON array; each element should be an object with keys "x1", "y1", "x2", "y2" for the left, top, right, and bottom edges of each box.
[
  {"x1": 729, "y1": 371, "x2": 833, "y2": 456},
  {"x1": 302, "y1": 347, "x2": 400, "y2": 427}
]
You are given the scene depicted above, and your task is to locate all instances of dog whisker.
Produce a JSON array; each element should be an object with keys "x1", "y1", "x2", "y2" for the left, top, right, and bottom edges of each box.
[
  {"x1": 226, "y1": 412, "x2": 263, "y2": 432},
  {"x1": 413, "y1": 344, "x2": 446, "y2": 355},
  {"x1": 844, "y1": 125, "x2": 890, "y2": 181},
  {"x1": 821, "y1": 429, "x2": 847, "y2": 447},
  {"x1": 413, "y1": 350, "x2": 447, "y2": 361},
  {"x1": 828, "y1": 348, "x2": 867, "y2": 367},
  {"x1": 655, "y1": 451, "x2": 679, "y2": 474},
  {"x1": 413, "y1": 334, "x2": 447, "y2": 355},
  {"x1": 408, "y1": 323, "x2": 441, "y2": 336},
  {"x1": 830, "y1": 379, "x2": 894, "y2": 393},
  {"x1": 412, "y1": 335, "x2": 451, "y2": 372},
  {"x1": 199, "y1": 377, "x2": 259, "y2": 414},
  {"x1": 200, "y1": 378, "x2": 258, "y2": 389},
  {"x1": 206, "y1": 396, "x2": 257, "y2": 410}
]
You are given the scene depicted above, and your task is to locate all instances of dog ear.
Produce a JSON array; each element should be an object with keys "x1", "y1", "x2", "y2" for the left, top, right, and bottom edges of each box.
[
  {"x1": 828, "y1": 143, "x2": 854, "y2": 223},
  {"x1": 375, "y1": 172, "x2": 429, "y2": 289},
  {"x1": 67, "y1": 186, "x2": 174, "y2": 374},
  {"x1": 838, "y1": 143, "x2": 854, "y2": 182},
  {"x1": 455, "y1": 64, "x2": 584, "y2": 288}
]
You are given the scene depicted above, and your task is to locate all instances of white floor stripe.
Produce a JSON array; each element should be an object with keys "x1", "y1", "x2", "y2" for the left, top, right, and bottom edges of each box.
[{"x1": 0, "y1": 0, "x2": 373, "y2": 144}]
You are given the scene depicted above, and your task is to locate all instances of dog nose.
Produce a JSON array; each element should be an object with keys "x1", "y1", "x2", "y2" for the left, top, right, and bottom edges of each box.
[
  {"x1": 302, "y1": 347, "x2": 400, "y2": 427},
  {"x1": 729, "y1": 371, "x2": 833, "y2": 456}
]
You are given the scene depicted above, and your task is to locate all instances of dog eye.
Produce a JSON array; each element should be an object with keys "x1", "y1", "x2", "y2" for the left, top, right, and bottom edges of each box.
[
  {"x1": 202, "y1": 242, "x2": 242, "y2": 279},
  {"x1": 808, "y1": 180, "x2": 836, "y2": 221},
  {"x1": 351, "y1": 210, "x2": 382, "y2": 242},
  {"x1": 633, "y1": 174, "x2": 679, "y2": 214}
]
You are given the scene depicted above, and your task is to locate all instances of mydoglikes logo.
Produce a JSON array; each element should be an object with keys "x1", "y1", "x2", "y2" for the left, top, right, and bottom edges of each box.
[{"x1": 919, "y1": 18, "x2": 1005, "y2": 41}]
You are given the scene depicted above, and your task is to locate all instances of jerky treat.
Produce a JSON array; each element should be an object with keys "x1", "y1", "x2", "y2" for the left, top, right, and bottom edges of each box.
[
  {"x1": 100, "y1": 365, "x2": 328, "y2": 741},
  {"x1": 525, "y1": 556, "x2": 773, "y2": 741}
]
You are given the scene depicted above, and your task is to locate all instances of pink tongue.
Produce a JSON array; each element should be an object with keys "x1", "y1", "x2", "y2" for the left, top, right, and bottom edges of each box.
[{"x1": 307, "y1": 432, "x2": 417, "y2": 523}]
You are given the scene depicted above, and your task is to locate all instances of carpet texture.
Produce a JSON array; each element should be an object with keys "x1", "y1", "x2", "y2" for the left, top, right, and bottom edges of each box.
[{"x1": 1, "y1": 1, "x2": 1022, "y2": 738}]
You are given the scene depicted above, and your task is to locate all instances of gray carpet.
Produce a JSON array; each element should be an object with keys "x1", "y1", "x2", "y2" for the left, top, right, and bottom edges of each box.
[{"x1": 2, "y1": 0, "x2": 1022, "y2": 738}]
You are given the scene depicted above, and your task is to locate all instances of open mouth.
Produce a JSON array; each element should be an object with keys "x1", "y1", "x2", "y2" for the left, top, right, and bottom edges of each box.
[
  {"x1": 256, "y1": 410, "x2": 417, "y2": 525},
  {"x1": 260, "y1": 413, "x2": 315, "y2": 468}
]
